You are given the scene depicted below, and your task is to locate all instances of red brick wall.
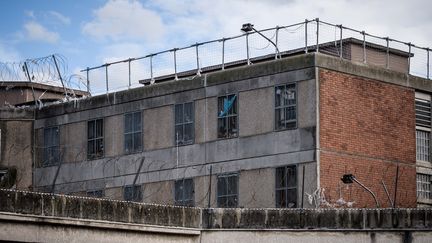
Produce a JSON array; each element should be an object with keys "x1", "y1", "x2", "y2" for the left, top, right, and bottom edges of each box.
[{"x1": 319, "y1": 69, "x2": 416, "y2": 208}]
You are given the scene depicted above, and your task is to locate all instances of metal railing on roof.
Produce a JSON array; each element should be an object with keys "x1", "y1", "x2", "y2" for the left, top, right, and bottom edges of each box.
[{"x1": 80, "y1": 18, "x2": 431, "y2": 95}]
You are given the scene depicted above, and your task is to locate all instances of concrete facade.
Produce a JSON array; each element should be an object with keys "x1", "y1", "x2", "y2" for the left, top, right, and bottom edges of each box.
[{"x1": 1, "y1": 49, "x2": 431, "y2": 208}]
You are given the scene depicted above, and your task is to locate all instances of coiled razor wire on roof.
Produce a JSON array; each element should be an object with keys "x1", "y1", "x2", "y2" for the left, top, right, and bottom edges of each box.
[{"x1": 0, "y1": 54, "x2": 88, "y2": 96}]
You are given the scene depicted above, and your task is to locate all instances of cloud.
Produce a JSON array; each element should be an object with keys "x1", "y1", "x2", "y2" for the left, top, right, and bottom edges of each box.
[
  {"x1": 82, "y1": 0, "x2": 165, "y2": 42},
  {"x1": 24, "y1": 21, "x2": 59, "y2": 43},
  {"x1": 0, "y1": 43, "x2": 21, "y2": 62},
  {"x1": 48, "y1": 11, "x2": 71, "y2": 25}
]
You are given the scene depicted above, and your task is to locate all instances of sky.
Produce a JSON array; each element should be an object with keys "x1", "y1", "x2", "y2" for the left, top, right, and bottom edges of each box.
[{"x1": 1, "y1": 0, "x2": 431, "y2": 93}]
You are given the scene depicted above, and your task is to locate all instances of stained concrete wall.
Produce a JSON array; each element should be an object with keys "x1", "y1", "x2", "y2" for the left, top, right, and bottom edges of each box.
[
  {"x1": 0, "y1": 109, "x2": 34, "y2": 190},
  {"x1": 32, "y1": 55, "x2": 318, "y2": 208}
]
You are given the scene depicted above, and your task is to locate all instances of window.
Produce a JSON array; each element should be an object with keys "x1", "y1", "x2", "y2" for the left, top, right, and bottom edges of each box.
[
  {"x1": 218, "y1": 94, "x2": 238, "y2": 139},
  {"x1": 416, "y1": 95, "x2": 431, "y2": 162},
  {"x1": 123, "y1": 185, "x2": 142, "y2": 202},
  {"x1": 417, "y1": 173, "x2": 432, "y2": 200},
  {"x1": 175, "y1": 102, "x2": 194, "y2": 145},
  {"x1": 87, "y1": 119, "x2": 104, "y2": 160},
  {"x1": 43, "y1": 127, "x2": 60, "y2": 167},
  {"x1": 174, "y1": 179, "x2": 194, "y2": 206},
  {"x1": 87, "y1": 189, "x2": 104, "y2": 198},
  {"x1": 124, "y1": 112, "x2": 142, "y2": 153},
  {"x1": 275, "y1": 165, "x2": 297, "y2": 208},
  {"x1": 275, "y1": 83, "x2": 297, "y2": 130},
  {"x1": 217, "y1": 173, "x2": 238, "y2": 207}
]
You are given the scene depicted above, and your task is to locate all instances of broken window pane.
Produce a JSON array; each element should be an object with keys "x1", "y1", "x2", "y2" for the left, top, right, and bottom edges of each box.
[
  {"x1": 174, "y1": 102, "x2": 194, "y2": 145},
  {"x1": 124, "y1": 112, "x2": 142, "y2": 154},
  {"x1": 275, "y1": 84, "x2": 297, "y2": 130},
  {"x1": 88, "y1": 118, "x2": 104, "y2": 159},
  {"x1": 43, "y1": 126, "x2": 60, "y2": 167},
  {"x1": 175, "y1": 179, "x2": 194, "y2": 206},
  {"x1": 217, "y1": 173, "x2": 238, "y2": 208},
  {"x1": 275, "y1": 165, "x2": 297, "y2": 208},
  {"x1": 217, "y1": 95, "x2": 238, "y2": 139}
]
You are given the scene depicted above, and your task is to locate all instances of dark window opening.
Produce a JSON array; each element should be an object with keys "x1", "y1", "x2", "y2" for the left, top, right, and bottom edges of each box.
[
  {"x1": 174, "y1": 178, "x2": 194, "y2": 206},
  {"x1": 43, "y1": 126, "x2": 60, "y2": 167},
  {"x1": 124, "y1": 112, "x2": 142, "y2": 154},
  {"x1": 87, "y1": 189, "x2": 104, "y2": 198},
  {"x1": 175, "y1": 102, "x2": 194, "y2": 145},
  {"x1": 218, "y1": 94, "x2": 238, "y2": 139},
  {"x1": 217, "y1": 173, "x2": 238, "y2": 208},
  {"x1": 275, "y1": 165, "x2": 297, "y2": 208},
  {"x1": 275, "y1": 83, "x2": 297, "y2": 130},
  {"x1": 87, "y1": 119, "x2": 104, "y2": 160},
  {"x1": 123, "y1": 185, "x2": 142, "y2": 202}
]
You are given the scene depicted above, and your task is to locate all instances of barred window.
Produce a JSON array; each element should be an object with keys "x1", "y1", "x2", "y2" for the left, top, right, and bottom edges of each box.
[
  {"x1": 43, "y1": 126, "x2": 60, "y2": 167},
  {"x1": 218, "y1": 94, "x2": 238, "y2": 139},
  {"x1": 417, "y1": 173, "x2": 432, "y2": 200},
  {"x1": 123, "y1": 185, "x2": 142, "y2": 202},
  {"x1": 175, "y1": 102, "x2": 194, "y2": 145},
  {"x1": 416, "y1": 96, "x2": 431, "y2": 162},
  {"x1": 275, "y1": 165, "x2": 297, "y2": 208},
  {"x1": 275, "y1": 83, "x2": 297, "y2": 130},
  {"x1": 174, "y1": 179, "x2": 194, "y2": 206},
  {"x1": 217, "y1": 173, "x2": 238, "y2": 208},
  {"x1": 124, "y1": 112, "x2": 142, "y2": 154},
  {"x1": 87, "y1": 189, "x2": 104, "y2": 198},
  {"x1": 87, "y1": 119, "x2": 104, "y2": 160}
]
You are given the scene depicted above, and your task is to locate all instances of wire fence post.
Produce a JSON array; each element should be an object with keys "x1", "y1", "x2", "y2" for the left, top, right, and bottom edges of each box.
[
  {"x1": 52, "y1": 55, "x2": 67, "y2": 96},
  {"x1": 315, "y1": 18, "x2": 319, "y2": 53},
  {"x1": 246, "y1": 33, "x2": 250, "y2": 65},
  {"x1": 427, "y1": 48, "x2": 430, "y2": 79},
  {"x1": 222, "y1": 38, "x2": 225, "y2": 70},
  {"x1": 339, "y1": 25, "x2": 343, "y2": 58},
  {"x1": 105, "y1": 64, "x2": 109, "y2": 93},
  {"x1": 174, "y1": 49, "x2": 178, "y2": 80},
  {"x1": 275, "y1": 27, "x2": 279, "y2": 59},
  {"x1": 385, "y1": 37, "x2": 390, "y2": 69},
  {"x1": 128, "y1": 59, "x2": 131, "y2": 88},
  {"x1": 150, "y1": 55, "x2": 154, "y2": 83},
  {"x1": 408, "y1": 43, "x2": 412, "y2": 74},
  {"x1": 362, "y1": 31, "x2": 366, "y2": 63},
  {"x1": 23, "y1": 61, "x2": 31, "y2": 82},
  {"x1": 86, "y1": 67, "x2": 90, "y2": 93},
  {"x1": 304, "y1": 19, "x2": 308, "y2": 53},
  {"x1": 195, "y1": 44, "x2": 201, "y2": 75}
]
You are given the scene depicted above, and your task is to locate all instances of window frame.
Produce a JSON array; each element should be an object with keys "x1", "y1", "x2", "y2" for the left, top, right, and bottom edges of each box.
[
  {"x1": 43, "y1": 126, "x2": 60, "y2": 167},
  {"x1": 274, "y1": 83, "x2": 297, "y2": 131},
  {"x1": 174, "y1": 102, "x2": 195, "y2": 146},
  {"x1": 216, "y1": 172, "x2": 239, "y2": 208},
  {"x1": 86, "y1": 189, "x2": 104, "y2": 198},
  {"x1": 87, "y1": 118, "x2": 104, "y2": 160},
  {"x1": 275, "y1": 165, "x2": 298, "y2": 208},
  {"x1": 124, "y1": 111, "x2": 143, "y2": 154},
  {"x1": 123, "y1": 185, "x2": 143, "y2": 202},
  {"x1": 174, "y1": 178, "x2": 195, "y2": 206},
  {"x1": 217, "y1": 94, "x2": 238, "y2": 139},
  {"x1": 417, "y1": 173, "x2": 432, "y2": 201}
]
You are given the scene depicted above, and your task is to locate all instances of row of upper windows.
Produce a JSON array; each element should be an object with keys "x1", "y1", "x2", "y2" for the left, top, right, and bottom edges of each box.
[
  {"x1": 85, "y1": 165, "x2": 298, "y2": 208},
  {"x1": 42, "y1": 83, "x2": 297, "y2": 166}
]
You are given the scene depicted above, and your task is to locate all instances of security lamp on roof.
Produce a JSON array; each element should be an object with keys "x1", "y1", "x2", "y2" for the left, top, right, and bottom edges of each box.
[{"x1": 241, "y1": 23, "x2": 254, "y2": 32}]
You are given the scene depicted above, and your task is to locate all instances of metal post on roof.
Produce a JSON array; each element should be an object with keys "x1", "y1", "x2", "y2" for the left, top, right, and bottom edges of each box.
[
  {"x1": 222, "y1": 38, "x2": 226, "y2": 70},
  {"x1": 52, "y1": 55, "x2": 67, "y2": 96},
  {"x1": 174, "y1": 49, "x2": 178, "y2": 80},
  {"x1": 408, "y1": 43, "x2": 412, "y2": 74},
  {"x1": 86, "y1": 67, "x2": 90, "y2": 93},
  {"x1": 315, "y1": 18, "x2": 319, "y2": 53},
  {"x1": 105, "y1": 64, "x2": 109, "y2": 93},
  {"x1": 304, "y1": 19, "x2": 308, "y2": 53},
  {"x1": 128, "y1": 59, "x2": 131, "y2": 88},
  {"x1": 386, "y1": 37, "x2": 390, "y2": 69},
  {"x1": 339, "y1": 25, "x2": 343, "y2": 58},
  {"x1": 195, "y1": 44, "x2": 201, "y2": 75},
  {"x1": 362, "y1": 31, "x2": 366, "y2": 63},
  {"x1": 427, "y1": 48, "x2": 430, "y2": 79},
  {"x1": 246, "y1": 33, "x2": 251, "y2": 65},
  {"x1": 150, "y1": 55, "x2": 154, "y2": 84},
  {"x1": 275, "y1": 27, "x2": 279, "y2": 59}
]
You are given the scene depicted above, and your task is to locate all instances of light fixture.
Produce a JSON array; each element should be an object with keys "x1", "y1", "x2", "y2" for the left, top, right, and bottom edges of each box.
[
  {"x1": 341, "y1": 174, "x2": 380, "y2": 208},
  {"x1": 241, "y1": 23, "x2": 281, "y2": 59}
]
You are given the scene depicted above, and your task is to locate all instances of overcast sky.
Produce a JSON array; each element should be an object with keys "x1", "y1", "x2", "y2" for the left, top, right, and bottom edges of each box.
[{"x1": 1, "y1": 0, "x2": 431, "y2": 92}]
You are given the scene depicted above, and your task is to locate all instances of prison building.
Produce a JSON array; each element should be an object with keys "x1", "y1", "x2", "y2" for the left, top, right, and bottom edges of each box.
[{"x1": 0, "y1": 39, "x2": 431, "y2": 208}]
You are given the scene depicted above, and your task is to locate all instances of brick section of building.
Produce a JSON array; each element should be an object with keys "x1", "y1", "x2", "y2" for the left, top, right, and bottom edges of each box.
[{"x1": 319, "y1": 69, "x2": 416, "y2": 208}]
